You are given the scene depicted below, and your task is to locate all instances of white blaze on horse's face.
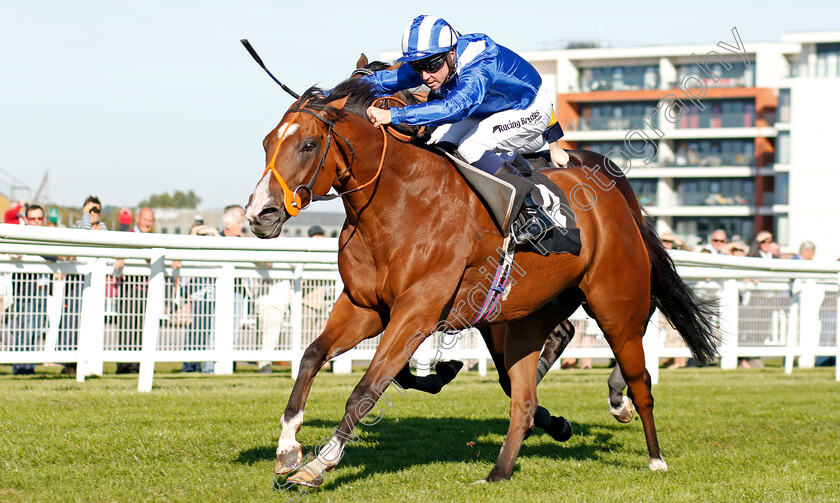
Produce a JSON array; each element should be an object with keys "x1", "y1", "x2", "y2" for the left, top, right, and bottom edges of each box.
[
  {"x1": 245, "y1": 173, "x2": 272, "y2": 223},
  {"x1": 245, "y1": 121, "x2": 300, "y2": 222},
  {"x1": 276, "y1": 122, "x2": 299, "y2": 140}
]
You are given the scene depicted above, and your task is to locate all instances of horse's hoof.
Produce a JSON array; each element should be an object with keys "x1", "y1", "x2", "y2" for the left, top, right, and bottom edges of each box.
[
  {"x1": 287, "y1": 470, "x2": 324, "y2": 488},
  {"x1": 609, "y1": 396, "x2": 635, "y2": 423},
  {"x1": 649, "y1": 458, "x2": 668, "y2": 472},
  {"x1": 275, "y1": 445, "x2": 303, "y2": 475},
  {"x1": 547, "y1": 416, "x2": 573, "y2": 442}
]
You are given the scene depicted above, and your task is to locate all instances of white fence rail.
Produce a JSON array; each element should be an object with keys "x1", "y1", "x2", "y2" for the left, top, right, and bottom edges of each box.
[{"x1": 1, "y1": 225, "x2": 838, "y2": 391}]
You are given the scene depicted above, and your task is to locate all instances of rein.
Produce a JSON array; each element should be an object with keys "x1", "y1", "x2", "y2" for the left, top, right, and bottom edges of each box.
[{"x1": 262, "y1": 96, "x2": 415, "y2": 216}]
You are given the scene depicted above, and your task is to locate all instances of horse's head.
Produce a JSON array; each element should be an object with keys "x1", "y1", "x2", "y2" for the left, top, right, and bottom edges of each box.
[{"x1": 245, "y1": 82, "x2": 378, "y2": 238}]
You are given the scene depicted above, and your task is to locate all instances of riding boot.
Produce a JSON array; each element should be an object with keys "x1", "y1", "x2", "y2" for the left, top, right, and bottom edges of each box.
[{"x1": 492, "y1": 163, "x2": 557, "y2": 243}]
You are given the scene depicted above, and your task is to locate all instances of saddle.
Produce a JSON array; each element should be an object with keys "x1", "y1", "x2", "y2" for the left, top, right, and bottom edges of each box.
[{"x1": 440, "y1": 151, "x2": 582, "y2": 256}]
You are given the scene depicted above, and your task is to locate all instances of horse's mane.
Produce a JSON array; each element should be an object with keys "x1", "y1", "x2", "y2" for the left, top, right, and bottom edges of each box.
[
  {"x1": 361, "y1": 61, "x2": 392, "y2": 72},
  {"x1": 298, "y1": 79, "x2": 379, "y2": 122}
]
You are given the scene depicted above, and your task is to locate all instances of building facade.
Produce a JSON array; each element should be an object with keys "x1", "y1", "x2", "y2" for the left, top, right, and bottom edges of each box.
[
  {"x1": 519, "y1": 30, "x2": 840, "y2": 257},
  {"x1": 381, "y1": 30, "x2": 840, "y2": 258}
]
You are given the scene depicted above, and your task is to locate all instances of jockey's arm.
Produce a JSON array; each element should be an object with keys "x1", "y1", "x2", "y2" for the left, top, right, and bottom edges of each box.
[
  {"x1": 363, "y1": 64, "x2": 424, "y2": 97},
  {"x1": 388, "y1": 71, "x2": 489, "y2": 127}
]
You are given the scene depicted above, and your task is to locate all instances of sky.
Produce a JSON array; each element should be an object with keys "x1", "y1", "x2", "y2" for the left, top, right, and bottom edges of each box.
[{"x1": 1, "y1": 0, "x2": 838, "y2": 212}]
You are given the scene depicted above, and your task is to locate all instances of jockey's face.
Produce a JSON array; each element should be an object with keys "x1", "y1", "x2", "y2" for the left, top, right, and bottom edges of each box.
[{"x1": 418, "y1": 51, "x2": 453, "y2": 90}]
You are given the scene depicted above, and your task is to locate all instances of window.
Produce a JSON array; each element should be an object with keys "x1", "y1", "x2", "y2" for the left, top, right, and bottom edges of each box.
[
  {"x1": 778, "y1": 89, "x2": 791, "y2": 123},
  {"x1": 576, "y1": 101, "x2": 659, "y2": 131},
  {"x1": 674, "y1": 217, "x2": 755, "y2": 246},
  {"x1": 579, "y1": 65, "x2": 660, "y2": 91},
  {"x1": 676, "y1": 62, "x2": 754, "y2": 88},
  {"x1": 676, "y1": 99, "x2": 755, "y2": 128},
  {"x1": 673, "y1": 139, "x2": 754, "y2": 167},
  {"x1": 578, "y1": 140, "x2": 660, "y2": 167},
  {"x1": 629, "y1": 179, "x2": 657, "y2": 206},
  {"x1": 674, "y1": 178, "x2": 755, "y2": 206},
  {"x1": 816, "y1": 43, "x2": 840, "y2": 78},
  {"x1": 776, "y1": 132, "x2": 790, "y2": 165}
]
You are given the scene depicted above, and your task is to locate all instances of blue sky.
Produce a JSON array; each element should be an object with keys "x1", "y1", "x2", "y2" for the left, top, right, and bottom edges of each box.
[{"x1": 1, "y1": 0, "x2": 837, "y2": 212}]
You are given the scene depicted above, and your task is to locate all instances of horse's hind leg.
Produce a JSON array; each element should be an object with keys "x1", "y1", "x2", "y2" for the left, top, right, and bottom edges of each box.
[
  {"x1": 582, "y1": 287, "x2": 666, "y2": 471},
  {"x1": 537, "y1": 319, "x2": 575, "y2": 385},
  {"x1": 481, "y1": 324, "x2": 572, "y2": 443},
  {"x1": 608, "y1": 363, "x2": 634, "y2": 423},
  {"x1": 393, "y1": 360, "x2": 464, "y2": 394},
  {"x1": 275, "y1": 292, "x2": 384, "y2": 474},
  {"x1": 484, "y1": 308, "x2": 558, "y2": 482}
]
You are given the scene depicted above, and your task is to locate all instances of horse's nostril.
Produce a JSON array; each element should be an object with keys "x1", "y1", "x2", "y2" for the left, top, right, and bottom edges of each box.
[{"x1": 259, "y1": 207, "x2": 278, "y2": 219}]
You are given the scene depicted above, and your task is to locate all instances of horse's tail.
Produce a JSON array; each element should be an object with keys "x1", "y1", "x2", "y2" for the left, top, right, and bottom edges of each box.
[
  {"x1": 567, "y1": 149, "x2": 720, "y2": 364},
  {"x1": 638, "y1": 214, "x2": 719, "y2": 364}
]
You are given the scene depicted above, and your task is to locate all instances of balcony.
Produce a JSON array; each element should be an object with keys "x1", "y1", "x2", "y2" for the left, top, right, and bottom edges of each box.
[
  {"x1": 675, "y1": 65, "x2": 755, "y2": 88},
  {"x1": 676, "y1": 192, "x2": 754, "y2": 206},
  {"x1": 671, "y1": 152, "x2": 754, "y2": 167},
  {"x1": 579, "y1": 66, "x2": 660, "y2": 92},
  {"x1": 565, "y1": 116, "x2": 654, "y2": 131},
  {"x1": 676, "y1": 112, "x2": 756, "y2": 129}
]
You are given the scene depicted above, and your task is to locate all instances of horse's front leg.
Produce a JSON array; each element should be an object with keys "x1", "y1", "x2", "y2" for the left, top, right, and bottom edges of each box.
[
  {"x1": 286, "y1": 298, "x2": 446, "y2": 488},
  {"x1": 275, "y1": 292, "x2": 384, "y2": 474}
]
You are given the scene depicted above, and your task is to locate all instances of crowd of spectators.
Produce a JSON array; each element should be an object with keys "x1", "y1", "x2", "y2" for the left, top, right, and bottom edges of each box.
[
  {"x1": 659, "y1": 228, "x2": 818, "y2": 262},
  {"x1": 2, "y1": 197, "x2": 273, "y2": 376}
]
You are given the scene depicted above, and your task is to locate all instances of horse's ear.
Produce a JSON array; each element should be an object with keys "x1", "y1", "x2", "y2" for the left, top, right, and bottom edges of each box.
[
  {"x1": 356, "y1": 53, "x2": 368, "y2": 69},
  {"x1": 330, "y1": 96, "x2": 350, "y2": 110}
]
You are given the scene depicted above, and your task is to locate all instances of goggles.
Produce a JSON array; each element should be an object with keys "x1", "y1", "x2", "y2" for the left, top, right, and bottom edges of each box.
[{"x1": 408, "y1": 52, "x2": 449, "y2": 74}]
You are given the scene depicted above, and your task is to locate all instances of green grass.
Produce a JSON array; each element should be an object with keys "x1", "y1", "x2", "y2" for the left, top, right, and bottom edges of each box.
[{"x1": 1, "y1": 367, "x2": 838, "y2": 502}]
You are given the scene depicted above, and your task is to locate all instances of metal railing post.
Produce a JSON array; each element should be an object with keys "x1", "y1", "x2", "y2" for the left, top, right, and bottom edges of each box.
[
  {"x1": 718, "y1": 279, "x2": 740, "y2": 369},
  {"x1": 836, "y1": 272, "x2": 840, "y2": 382},
  {"x1": 213, "y1": 264, "x2": 235, "y2": 375},
  {"x1": 797, "y1": 279, "x2": 822, "y2": 369},
  {"x1": 290, "y1": 264, "x2": 303, "y2": 379},
  {"x1": 77, "y1": 258, "x2": 107, "y2": 381},
  {"x1": 138, "y1": 250, "x2": 165, "y2": 392},
  {"x1": 643, "y1": 309, "x2": 661, "y2": 385}
]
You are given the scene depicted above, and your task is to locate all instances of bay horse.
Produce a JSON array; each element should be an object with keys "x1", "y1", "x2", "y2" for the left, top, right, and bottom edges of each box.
[
  {"x1": 352, "y1": 54, "x2": 580, "y2": 438},
  {"x1": 245, "y1": 78, "x2": 717, "y2": 486}
]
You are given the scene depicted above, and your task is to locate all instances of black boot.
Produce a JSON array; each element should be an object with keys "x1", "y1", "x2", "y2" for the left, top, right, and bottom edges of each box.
[
  {"x1": 492, "y1": 163, "x2": 557, "y2": 243},
  {"x1": 515, "y1": 194, "x2": 557, "y2": 244}
]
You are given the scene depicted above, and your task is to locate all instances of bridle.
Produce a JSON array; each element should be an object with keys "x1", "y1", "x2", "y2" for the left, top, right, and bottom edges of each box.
[{"x1": 262, "y1": 96, "x2": 420, "y2": 216}]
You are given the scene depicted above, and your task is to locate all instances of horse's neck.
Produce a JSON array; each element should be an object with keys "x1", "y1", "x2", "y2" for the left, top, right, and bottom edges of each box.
[{"x1": 339, "y1": 138, "x2": 471, "y2": 234}]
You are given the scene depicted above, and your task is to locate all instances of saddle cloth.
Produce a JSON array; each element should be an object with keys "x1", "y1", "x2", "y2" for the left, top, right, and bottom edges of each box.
[{"x1": 441, "y1": 151, "x2": 582, "y2": 256}]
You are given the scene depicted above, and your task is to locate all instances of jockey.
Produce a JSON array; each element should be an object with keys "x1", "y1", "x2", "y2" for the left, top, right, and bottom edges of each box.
[{"x1": 364, "y1": 15, "x2": 568, "y2": 241}]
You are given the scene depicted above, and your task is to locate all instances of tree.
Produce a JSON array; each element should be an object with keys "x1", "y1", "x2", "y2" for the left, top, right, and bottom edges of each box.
[{"x1": 139, "y1": 190, "x2": 201, "y2": 209}]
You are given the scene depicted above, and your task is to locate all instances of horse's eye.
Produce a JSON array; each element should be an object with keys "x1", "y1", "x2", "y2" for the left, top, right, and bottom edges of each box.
[{"x1": 302, "y1": 140, "x2": 317, "y2": 152}]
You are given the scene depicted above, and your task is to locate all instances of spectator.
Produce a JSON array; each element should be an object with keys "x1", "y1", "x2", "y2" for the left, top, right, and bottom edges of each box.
[
  {"x1": 113, "y1": 207, "x2": 155, "y2": 374},
  {"x1": 793, "y1": 241, "x2": 815, "y2": 260},
  {"x1": 660, "y1": 233, "x2": 687, "y2": 251},
  {"x1": 704, "y1": 229, "x2": 727, "y2": 254},
  {"x1": 73, "y1": 195, "x2": 108, "y2": 230},
  {"x1": 182, "y1": 224, "x2": 220, "y2": 374},
  {"x1": 221, "y1": 204, "x2": 247, "y2": 237},
  {"x1": 118, "y1": 208, "x2": 133, "y2": 231},
  {"x1": 725, "y1": 242, "x2": 748, "y2": 256},
  {"x1": 307, "y1": 225, "x2": 326, "y2": 238},
  {"x1": 4, "y1": 202, "x2": 24, "y2": 225},
  {"x1": 748, "y1": 231, "x2": 776, "y2": 259},
  {"x1": 10, "y1": 205, "x2": 53, "y2": 375}
]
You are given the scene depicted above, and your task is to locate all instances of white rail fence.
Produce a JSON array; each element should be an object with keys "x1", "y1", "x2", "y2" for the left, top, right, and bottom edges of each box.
[{"x1": 0, "y1": 225, "x2": 838, "y2": 391}]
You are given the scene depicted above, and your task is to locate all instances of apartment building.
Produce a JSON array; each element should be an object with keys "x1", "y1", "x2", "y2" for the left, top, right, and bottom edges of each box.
[
  {"x1": 381, "y1": 30, "x2": 840, "y2": 257},
  {"x1": 520, "y1": 31, "x2": 840, "y2": 256}
]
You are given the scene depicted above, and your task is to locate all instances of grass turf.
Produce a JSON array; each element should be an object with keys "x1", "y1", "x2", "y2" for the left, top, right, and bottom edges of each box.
[{"x1": 1, "y1": 366, "x2": 838, "y2": 502}]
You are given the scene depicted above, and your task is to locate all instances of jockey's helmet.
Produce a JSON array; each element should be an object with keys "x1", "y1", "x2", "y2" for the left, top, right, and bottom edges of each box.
[{"x1": 398, "y1": 15, "x2": 458, "y2": 63}]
